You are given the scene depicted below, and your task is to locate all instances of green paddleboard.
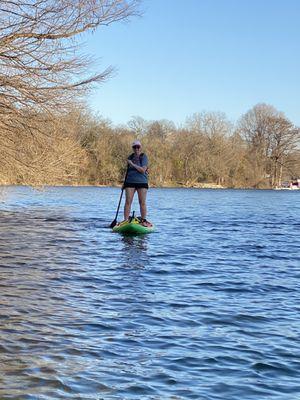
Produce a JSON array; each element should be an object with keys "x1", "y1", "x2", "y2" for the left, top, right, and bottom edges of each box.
[{"x1": 112, "y1": 218, "x2": 154, "y2": 235}]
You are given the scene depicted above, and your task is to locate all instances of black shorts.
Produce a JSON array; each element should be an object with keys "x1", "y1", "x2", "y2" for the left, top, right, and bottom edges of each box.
[{"x1": 123, "y1": 182, "x2": 149, "y2": 189}]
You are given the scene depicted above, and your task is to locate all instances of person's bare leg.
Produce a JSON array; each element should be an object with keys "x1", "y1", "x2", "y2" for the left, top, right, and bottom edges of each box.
[
  {"x1": 137, "y1": 188, "x2": 147, "y2": 220},
  {"x1": 124, "y1": 188, "x2": 135, "y2": 220}
]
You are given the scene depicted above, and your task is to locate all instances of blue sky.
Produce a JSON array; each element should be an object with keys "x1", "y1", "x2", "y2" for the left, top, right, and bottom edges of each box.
[{"x1": 83, "y1": 0, "x2": 300, "y2": 126}]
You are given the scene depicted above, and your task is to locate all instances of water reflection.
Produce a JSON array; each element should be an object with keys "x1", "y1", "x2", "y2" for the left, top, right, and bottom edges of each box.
[{"x1": 121, "y1": 235, "x2": 150, "y2": 269}]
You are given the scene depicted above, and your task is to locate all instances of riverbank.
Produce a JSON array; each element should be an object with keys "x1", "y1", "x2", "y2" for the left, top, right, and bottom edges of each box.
[
  {"x1": 1, "y1": 182, "x2": 298, "y2": 190},
  {"x1": 0, "y1": 182, "x2": 234, "y2": 190}
]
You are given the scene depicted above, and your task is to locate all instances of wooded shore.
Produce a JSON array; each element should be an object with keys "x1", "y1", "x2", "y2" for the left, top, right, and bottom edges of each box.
[
  {"x1": 1, "y1": 2, "x2": 299, "y2": 193},
  {"x1": 2, "y1": 104, "x2": 299, "y2": 190}
]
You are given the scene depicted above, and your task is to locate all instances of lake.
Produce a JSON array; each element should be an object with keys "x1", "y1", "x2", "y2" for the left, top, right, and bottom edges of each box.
[{"x1": 0, "y1": 186, "x2": 299, "y2": 399}]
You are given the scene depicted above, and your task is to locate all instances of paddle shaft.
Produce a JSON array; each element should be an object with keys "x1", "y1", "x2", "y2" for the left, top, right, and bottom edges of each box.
[{"x1": 113, "y1": 167, "x2": 129, "y2": 222}]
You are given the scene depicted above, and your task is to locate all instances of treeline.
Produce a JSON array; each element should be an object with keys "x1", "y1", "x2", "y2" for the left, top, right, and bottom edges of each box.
[
  {"x1": 1, "y1": 103, "x2": 299, "y2": 188},
  {"x1": 1, "y1": 2, "x2": 299, "y2": 189}
]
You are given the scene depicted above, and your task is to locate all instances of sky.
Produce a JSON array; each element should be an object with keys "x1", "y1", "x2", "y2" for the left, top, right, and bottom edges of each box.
[{"x1": 83, "y1": 0, "x2": 300, "y2": 126}]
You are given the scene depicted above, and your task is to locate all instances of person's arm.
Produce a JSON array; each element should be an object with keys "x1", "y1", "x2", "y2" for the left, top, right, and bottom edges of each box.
[
  {"x1": 127, "y1": 159, "x2": 147, "y2": 174},
  {"x1": 128, "y1": 154, "x2": 148, "y2": 174}
]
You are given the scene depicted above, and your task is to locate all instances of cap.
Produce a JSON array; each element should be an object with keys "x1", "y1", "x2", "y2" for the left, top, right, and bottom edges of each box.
[{"x1": 132, "y1": 140, "x2": 142, "y2": 147}]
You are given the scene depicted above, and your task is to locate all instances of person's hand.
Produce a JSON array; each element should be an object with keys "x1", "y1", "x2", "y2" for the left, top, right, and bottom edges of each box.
[{"x1": 127, "y1": 159, "x2": 134, "y2": 167}]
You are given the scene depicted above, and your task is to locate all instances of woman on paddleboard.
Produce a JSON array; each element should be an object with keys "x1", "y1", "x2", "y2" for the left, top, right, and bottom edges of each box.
[{"x1": 123, "y1": 140, "x2": 152, "y2": 227}]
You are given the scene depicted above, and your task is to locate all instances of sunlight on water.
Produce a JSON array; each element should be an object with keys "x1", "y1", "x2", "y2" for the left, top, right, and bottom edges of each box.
[{"x1": 0, "y1": 186, "x2": 300, "y2": 399}]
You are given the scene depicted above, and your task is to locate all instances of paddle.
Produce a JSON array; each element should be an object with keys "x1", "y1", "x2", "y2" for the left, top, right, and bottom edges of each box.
[{"x1": 110, "y1": 166, "x2": 129, "y2": 228}]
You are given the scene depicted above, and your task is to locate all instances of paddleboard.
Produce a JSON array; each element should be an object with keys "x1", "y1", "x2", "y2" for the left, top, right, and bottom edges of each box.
[{"x1": 112, "y1": 217, "x2": 154, "y2": 235}]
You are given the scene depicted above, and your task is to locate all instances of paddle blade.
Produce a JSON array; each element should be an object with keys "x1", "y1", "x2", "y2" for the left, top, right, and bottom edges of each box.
[{"x1": 110, "y1": 219, "x2": 117, "y2": 229}]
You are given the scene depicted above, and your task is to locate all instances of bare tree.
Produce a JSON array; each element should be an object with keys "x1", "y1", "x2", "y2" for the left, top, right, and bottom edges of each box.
[
  {"x1": 238, "y1": 104, "x2": 281, "y2": 187},
  {"x1": 127, "y1": 116, "x2": 148, "y2": 136},
  {"x1": 267, "y1": 116, "x2": 300, "y2": 187},
  {"x1": 0, "y1": 0, "x2": 139, "y2": 182},
  {"x1": 0, "y1": 0, "x2": 139, "y2": 112},
  {"x1": 239, "y1": 104, "x2": 300, "y2": 187},
  {"x1": 185, "y1": 112, "x2": 233, "y2": 186}
]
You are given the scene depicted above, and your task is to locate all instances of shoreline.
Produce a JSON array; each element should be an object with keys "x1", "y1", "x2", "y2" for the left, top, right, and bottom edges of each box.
[{"x1": 1, "y1": 183, "x2": 298, "y2": 190}]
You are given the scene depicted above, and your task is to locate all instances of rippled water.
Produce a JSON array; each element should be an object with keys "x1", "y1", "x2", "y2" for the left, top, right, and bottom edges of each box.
[{"x1": 0, "y1": 186, "x2": 300, "y2": 399}]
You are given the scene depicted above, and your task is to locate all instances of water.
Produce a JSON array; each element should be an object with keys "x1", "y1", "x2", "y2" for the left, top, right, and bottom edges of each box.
[{"x1": 0, "y1": 186, "x2": 300, "y2": 400}]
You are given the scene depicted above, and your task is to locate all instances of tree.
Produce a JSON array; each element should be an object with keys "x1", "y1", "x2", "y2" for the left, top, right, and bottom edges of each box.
[
  {"x1": 0, "y1": 0, "x2": 139, "y2": 181},
  {"x1": 239, "y1": 104, "x2": 300, "y2": 187},
  {"x1": 238, "y1": 104, "x2": 280, "y2": 187},
  {"x1": 267, "y1": 116, "x2": 300, "y2": 187},
  {"x1": 0, "y1": 0, "x2": 139, "y2": 113},
  {"x1": 127, "y1": 116, "x2": 148, "y2": 137},
  {"x1": 185, "y1": 112, "x2": 233, "y2": 185}
]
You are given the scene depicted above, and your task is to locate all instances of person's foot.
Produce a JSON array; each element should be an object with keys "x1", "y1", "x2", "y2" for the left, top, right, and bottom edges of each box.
[{"x1": 141, "y1": 218, "x2": 152, "y2": 227}]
